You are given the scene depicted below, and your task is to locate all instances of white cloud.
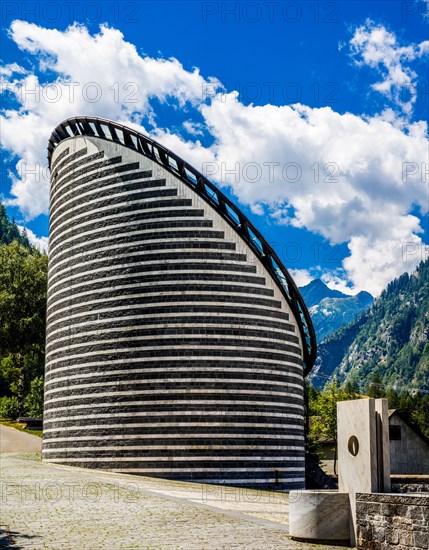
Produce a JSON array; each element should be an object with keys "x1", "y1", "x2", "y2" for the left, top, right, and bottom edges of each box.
[
  {"x1": 289, "y1": 269, "x2": 313, "y2": 288},
  {"x1": 17, "y1": 225, "x2": 48, "y2": 251},
  {"x1": 348, "y1": 20, "x2": 429, "y2": 116},
  {"x1": 1, "y1": 20, "x2": 220, "y2": 218},
  {"x1": 0, "y1": 62, "x2": 27, "y2": 77},
  {"x1": 157, "y1": 93, "x2": 428, "y2": 295},
  {"x1": 183, "y1": 121, "x2": 205, "y2": 136},
  {"x1": 1, "y1": 20, "x2": 428, "y2": 296}
]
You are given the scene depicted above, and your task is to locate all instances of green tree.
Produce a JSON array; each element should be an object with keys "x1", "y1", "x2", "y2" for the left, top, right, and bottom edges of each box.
[
  {"x1": 367, "y1": 374, "x2": 386, "y2": 398},
  {"x1": 0, "y1": 204, "x2": 31, "y2": 248},
  {"x1": 0, "y1": 241, "x2": 47, "y2": 415},
  {"x1": 0, "y1": 396, "x2": 19, "y2": 419},
  {"x1": 308, "y1": 379, "x2": 361, "y2": 442},
  {"x1": 23, "y1": 375, "x2": 44, "y2": 417}
]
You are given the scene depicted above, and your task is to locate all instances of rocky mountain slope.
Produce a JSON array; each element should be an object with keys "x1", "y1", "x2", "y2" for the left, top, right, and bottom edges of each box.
[
  {"x1": 299, "y1": 279, "x2": 373, "y2": 341},
  {"x1": 309, "y1": 260, "x2": 429, "y2": 392}
]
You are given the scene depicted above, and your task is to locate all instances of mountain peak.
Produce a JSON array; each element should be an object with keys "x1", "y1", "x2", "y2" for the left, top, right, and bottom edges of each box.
[{"x1": 299, "y1": 279, "x2": 350, "y2": 308}]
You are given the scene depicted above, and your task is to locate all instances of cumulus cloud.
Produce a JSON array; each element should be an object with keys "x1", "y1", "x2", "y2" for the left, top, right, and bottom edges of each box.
[
  {"x1": 288, "y1": 269, "x2": 314, "y2": 288},
  {"x1": 17, "y1": 225, "x2": 48, "y2": 251},
  {"x1": 348, "y1": 20, "x2": 429, "y2": 116},
  {"x1": 1, "y1": 20, "x2": 428, "y2": 296},
  {"x1": 1, "y1": 20, "x2": 220, "y2": 218}
]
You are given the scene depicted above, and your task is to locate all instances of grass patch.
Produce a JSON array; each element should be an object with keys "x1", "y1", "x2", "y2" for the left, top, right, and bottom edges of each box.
[{"x1": 0, "y1": 419, "x2": 43, "y2": 438}]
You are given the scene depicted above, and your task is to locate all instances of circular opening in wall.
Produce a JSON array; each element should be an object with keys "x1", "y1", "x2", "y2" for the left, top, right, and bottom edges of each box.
[{"x1": 348, "y1": 435, "x2": 359, "y2": 457}]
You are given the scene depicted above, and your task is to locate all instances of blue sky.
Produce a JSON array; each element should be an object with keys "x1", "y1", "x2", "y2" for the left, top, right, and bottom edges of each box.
[{"x1": 1, "y1": 0, "x2": 428, "y2": 295}]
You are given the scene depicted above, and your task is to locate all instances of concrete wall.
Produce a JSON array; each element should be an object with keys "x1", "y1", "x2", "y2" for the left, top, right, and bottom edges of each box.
[
  {"x1": 356, "y1": 493, "x2": 429, "y2": 549},
  {"x1": 42, "y1": 135, "x2": 307, "y2": 489},
  {"x1": 390, "y1": 412, "x2": 429, "y2": 475}
]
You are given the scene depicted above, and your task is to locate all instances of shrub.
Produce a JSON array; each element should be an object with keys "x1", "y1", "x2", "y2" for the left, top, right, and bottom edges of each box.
[{"x1": 0, "y1": 395, "x2": 19, "y2": 419}]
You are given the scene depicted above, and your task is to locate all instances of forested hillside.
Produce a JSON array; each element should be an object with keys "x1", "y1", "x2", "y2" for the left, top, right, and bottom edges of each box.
[
  {"x1": 299, "y1": 279, "x2": 373, "y2": 341},
  {"x1": 311, "y1": 258, "x2": 429, "y2": 393},
  {"x1": 0, "y1": 204, "x2": 31, "y2": 248},
  {"x1": 0, "y1": 205, "x2": 48, "y2": 418}
]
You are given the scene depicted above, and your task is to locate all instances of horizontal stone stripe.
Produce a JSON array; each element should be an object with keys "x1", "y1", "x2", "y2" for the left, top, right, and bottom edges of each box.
[
  {"x1": 46, "y1": 310, "x2": 291, "y2": 340},
  {"x1": 53, "y1": 149, "x2": 112, "y2": 180},
  {"x1": 43, "y1": 420, "x2": 304, "y2": 435},
  {"x1": 42, "y1": 440, "x2": 304, "y2": 450},
  {"x1": 46, "y1": 284, "x2": 277, "y2": 318},
  {"x1": 48, "y1": 249, "x2": 250, "y2": 285},
  {"x1": 44, "y1": 378, "x2": 303, "y2": 398},
  {"x1": 51, "y1": 175, "x2": 167, "y2": 222},
  {"x1": 47, "y1": 327, "x2": 301, "y2": 352},
  {"x1": 45, "y1": 332, "x2": 302, "y2": 361},
  {"x1": 42, "y1": 407, "x2": 304, "y2": 422},
  {"x1": 52, "y1": 148, "x2": 108, "y2": 179},
  {"x1": 44, "y1": 358, "x2": 303, "y2": 384},
  {"x1": 47, "y1": 364, "x2": 302, "y2": 387},
  {"x1": 51, "y1": 146, "x2": 86, "y2": 175},
  {"x1": 46, "y1": 297, "x2": 286, "y2": 329},
  {"x1": 42, "y1": 423, "x2": 304, "y2": 435},
  {"x1": 43, "y1": 427, "x2": 303, "y2": 440},
  {"x1": 43, "y1": 448, "x2": 302, "y2": 460},
  {"x1": 51, "y1": 165, "x2": 148, "y2": 223},
  {"x1": 47, "y1": 288, "x2": 283, "y2": 317},
  {"x1": 50, "y1": 146, "x2": 71, "y2": 173},
  {"x1": 44, "y1": 365, "x2": 303, "y2": 388},
  {"x1": 43, "y1": 426, "x2": 305, "y2": 441},
  {"x1": 50, "y1": 197, "x2": 195, "y2": 242},
  {"x1": 43, "y1": 432, "x2": 304, "y2": 443},
  {"x1": 50, "y1": 226, "x2": 225, "y2": 260},
  {"x1": 50, "y1": 232, "x2": 234, "y2": 268},
  {"x1": 46, "y1": 317, "x2": 295, "y2": 346},
  {"x1": 46, "y1": 330, "x2": 299, "y2": 357},
  {"x1": 44, "y1": 409, "x2": 304, "y2": 424},
  {"x1": 50, "y1": 179, "x2": 177, "y2": 245},
  {"x1": 47, "y1": 273, "x2": 268, "y2": 307},
  {"x1": 51, "y1": 147, "x2": 96, "y2": 180},
  {"x1": 49, "y1": 238, "x2": 237, "y2": 273},
  {"x1": 45, "y1": 314, "x2": 297, "y2": 342},
  {"x1": 51, "y1": 154, "x2": 123, "y2": 205},
  {"x1": 51, "y1": 175, "x2": 168, "y2": 222},
  {"x1": 43, "y1": 388, "x2": 305, "y2": 406},
  {"x1": 45, "y1": 353, "x2": 303, "y2": 378},
  {"x1": 52, "y1": 153, "x2": 122, "y2": 194},
  {"x1": 50, "y1": 188, "x2": 182, "y2": 232},
  {"x1": 49, "y1": 207, "x2": 206, "y2": 249},
  {"x1": 51, "y1": 160, "x2": 141, "y2": 203},
  {"x1": 50, "y1": 218, "x2": 214, "y2": 256},
  {"x1": 44, "y1": 383, "x2": 302, "y2": 400},
  {"x1": 42, "y1": 456, "x2": 304, "y2": 463},
  {"x1": 46, "y1": 330, "x2": 298, "y2": 353},
  {"x1": 47, "y1": 261, "x2": 258, "y2": 295},
  {"x1": 45, "y1": 343, "x2": 302, "y2": 371}
]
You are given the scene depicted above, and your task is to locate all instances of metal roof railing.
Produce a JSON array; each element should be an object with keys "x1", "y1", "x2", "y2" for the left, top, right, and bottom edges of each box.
[{"x1": 48, "y1": 116, "x2": 317, "y2": 375}]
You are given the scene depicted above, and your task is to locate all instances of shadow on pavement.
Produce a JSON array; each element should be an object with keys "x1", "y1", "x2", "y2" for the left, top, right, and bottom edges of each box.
[{"x1": 0, "y1": 525, "x2": 41, "y2": 549}]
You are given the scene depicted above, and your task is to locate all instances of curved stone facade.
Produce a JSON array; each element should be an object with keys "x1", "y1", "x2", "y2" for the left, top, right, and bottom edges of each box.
[{"x1": 43, "y1": 124, "x2": 313, "y2": 489}]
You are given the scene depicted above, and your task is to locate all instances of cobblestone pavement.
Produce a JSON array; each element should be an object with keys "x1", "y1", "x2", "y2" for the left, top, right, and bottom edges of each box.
[{"x1": 0, "y1": 453, "x2": 349, "y2": 549}]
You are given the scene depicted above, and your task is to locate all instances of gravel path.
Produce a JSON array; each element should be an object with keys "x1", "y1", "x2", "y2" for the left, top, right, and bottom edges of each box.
[{"x1": 0, "y1": 453, "x2": 348, "y2": 549}]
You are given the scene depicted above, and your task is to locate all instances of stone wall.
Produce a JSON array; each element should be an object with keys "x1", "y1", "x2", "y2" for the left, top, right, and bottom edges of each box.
[
  {"x1": 356, "y1": 493, "x2": 429, "y2": 549},
  {"x1": 43, "y1": 134, "x2": 307, "y2": 490}
]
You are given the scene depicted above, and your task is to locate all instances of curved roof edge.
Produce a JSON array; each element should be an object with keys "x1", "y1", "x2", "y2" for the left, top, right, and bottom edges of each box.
[{"x1": 48, "y1": 116, "x2": 317, "y2": 375}]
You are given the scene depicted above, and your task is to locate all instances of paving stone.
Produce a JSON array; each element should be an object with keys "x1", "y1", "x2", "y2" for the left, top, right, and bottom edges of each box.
[{"x1": 0, "y1": 453, "x2": 348, "y2": 549}]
